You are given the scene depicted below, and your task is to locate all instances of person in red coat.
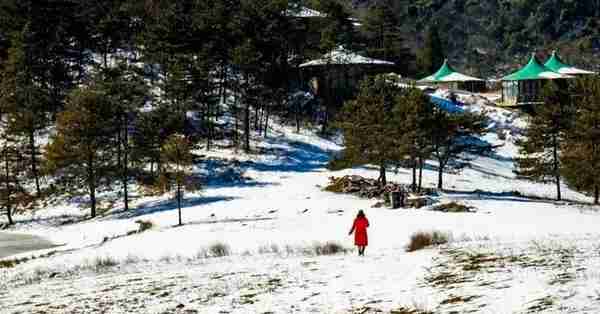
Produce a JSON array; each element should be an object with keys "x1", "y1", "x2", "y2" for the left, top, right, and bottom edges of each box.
[{"x1": 348, "y1": 210, "x2": 369, "y2": 256}]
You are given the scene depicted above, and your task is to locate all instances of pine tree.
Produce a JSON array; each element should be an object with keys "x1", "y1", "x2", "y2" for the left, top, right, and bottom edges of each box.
[
  {"x1": 362, "y1": 1, "x2": 412, "y2": 73},
  {"x1": 0, "y1": 30, "x2": 49, "y2": 197},
  {"x1": 562, "y1": 76, "x2": 600, "y2": 204},
  {"x1": 430, "y1": 108, "x2": 487, "y2": 190},
  {"x1": 96, "y1": 64, "x2": 148, "y2": 212},
  {"x1": 159, "y1": 134, "x2": 197, "y2": 226},
  {"x1": 45, "y1": 87, "x2": 117, "y2": 218},
  {"x1": 338, "y1": 75, "x2": 405, "y2": 186},
  {"x1": 417, "y1": 24, "x2": 444, "y2": 76},
  {"x1": 515, "y1": 81, "x2": 572, "y2": 201},
  {"x1": 393, "y1": 88, "x2": 435, "y2": 192},
  {"x1": 0, "y1": 135, "x2": 25, "y2": 225}
]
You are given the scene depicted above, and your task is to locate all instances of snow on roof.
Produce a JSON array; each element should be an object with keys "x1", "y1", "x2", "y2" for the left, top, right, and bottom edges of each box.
[
  {"x1": 544, "y1": 51, "x2": 596, "y2": 75},
  {"x1": 502, "y1": 53, "x2": 572, "y2": 81},
  {"x1": 285, "y1": 6, "x2": 326, "y2": 18},
  {"x1": 299, "y1": 46, "x2": 394, "y2": 67},
  {"x1": 419, "y1": 59, "x2": 484, "y2": 83}
]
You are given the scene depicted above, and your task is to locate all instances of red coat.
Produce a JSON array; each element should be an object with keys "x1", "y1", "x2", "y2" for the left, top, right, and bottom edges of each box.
[{"x1": 350, "y1": 217, "x2": 369, "y2": 246}]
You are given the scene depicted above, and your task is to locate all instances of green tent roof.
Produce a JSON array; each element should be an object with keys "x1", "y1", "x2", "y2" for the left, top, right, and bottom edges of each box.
[
  {"x1": 419, "y1": 59, "x2": 483, "y2": 83},
  {"x1": 502, "y1": 53, "x2": 567, "y2": 81},
  {"x1": 544, "y1": 51, "x2": 595, "y2": 75}
]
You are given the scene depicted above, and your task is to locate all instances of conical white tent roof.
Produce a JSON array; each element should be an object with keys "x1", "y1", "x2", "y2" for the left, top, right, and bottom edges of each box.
[{"x1": 299, "y1": 46, "x2": 394, "y2": 67}]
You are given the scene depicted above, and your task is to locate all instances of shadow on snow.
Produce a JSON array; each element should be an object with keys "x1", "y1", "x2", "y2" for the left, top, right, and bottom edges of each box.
[{"x1": 111, "y1": 195, "x2": 238, "y2": 220}]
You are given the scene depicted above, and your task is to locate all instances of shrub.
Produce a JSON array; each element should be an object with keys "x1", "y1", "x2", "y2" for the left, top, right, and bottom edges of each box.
[
  {"x1": 209, "y1": 242, "x2": 230, "y2": 257},
  {"x1": 431, "y1": 202, "x2": 474, "y2": 213},
  {"x1": 406, "y1": 231, "x2": 451, "y2": 252},
  {"x1": 135, "y1": 219, "x2": 155, "y2": 232},
  {"x1": 312, "y1": 241, "x2": 348, "y2": 256},
  {"x1": 92, "y1": 256, "x2": 118, "y2": 271}
]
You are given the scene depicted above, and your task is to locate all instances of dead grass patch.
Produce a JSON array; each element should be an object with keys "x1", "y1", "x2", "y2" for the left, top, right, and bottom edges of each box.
[
  {"x1": 209, "y1": 242, "x2": 231, "y2": 257},
  {"x1": 406, "y1": 231, "x2": 451, "y2": 252},
  {"x1": 431, "y1": 202, "x2": 475, "y2": 213}
]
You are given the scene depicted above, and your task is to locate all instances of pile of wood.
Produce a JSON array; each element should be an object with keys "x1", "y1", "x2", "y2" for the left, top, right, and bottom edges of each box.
[{"x1": 325, "y1": 175, "x2": 407, "y2": 200}]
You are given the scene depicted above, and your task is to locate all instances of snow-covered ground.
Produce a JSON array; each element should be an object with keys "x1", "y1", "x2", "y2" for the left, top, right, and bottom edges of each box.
[{"x1": 2, "y1": 100, "x2": 600, "y2": 313}]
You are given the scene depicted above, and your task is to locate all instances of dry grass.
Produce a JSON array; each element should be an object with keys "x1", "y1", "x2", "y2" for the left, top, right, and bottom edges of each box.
[
  {"x1": 209, "y1": 242, "x2": 231, "y2": 257},
  {"x1": 312, "y1": 241, "x2": 348, "y2": 255},
  {"x1": 431, "y1": 202, "x2": 474, "y2": 213},
  {"x1": 134, "y1": 219, "x2": 155, "y2": 232},
  {"x1": 406, "y1": 231, "x2": 451, "y2": 252}
]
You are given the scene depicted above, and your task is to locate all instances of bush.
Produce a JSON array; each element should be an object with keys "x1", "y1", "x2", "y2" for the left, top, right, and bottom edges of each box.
[
  {"x1": 92, "y1": 256, "x2": 118, "y2": 271},
  {"x1": 406, "y1": 231, "x2": 451, "y2": 252},
  {"x1": 311, "y1": 241, "x2": 348, "y2": 256},
  {"x1": 431, "y1": 202, "x2": 474, "y2": 213},
  {"x1": 209, "y1": 242, "x2": 231, "y2": 257},
  {"x1": 135, "y1": 219, "x2": 155, "y2": 232}
]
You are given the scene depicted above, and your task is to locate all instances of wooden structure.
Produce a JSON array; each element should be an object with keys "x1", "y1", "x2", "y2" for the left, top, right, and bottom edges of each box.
[{"x1": 299, "y1": 46, "x2": 396, "y2": 106}]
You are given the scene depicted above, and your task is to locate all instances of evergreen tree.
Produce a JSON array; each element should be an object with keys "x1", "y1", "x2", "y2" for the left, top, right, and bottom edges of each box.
[
  {"x1": 159, "y1": 134, "x2": 197, "y2": 226},
  {"x1": 430, "y1": 108, "x2": 487, "y2": 190},
  {"x1": 96, "y1": 64, "x2": 148, "y2": 212},
  {"x1": 338, "y1": 75, "x2": 404, "y2": 186},
  {"x1": 393, "y1": 88, "x2": 435, "y2": 192},
  {"x1": 515, "y1": 81, "x2": 572, "y2": 201},
  {"x1": 417, "y1": 24, "x2": 444, "y2": 76},
  {"x1": 562, "y1": 76, "x2": 600, "y2": 204},
  {"x1": 0, "y1": 134, "x2": 26, "y2": 225},
  {"x1": 0, "y1": 30, "x2": 49, "y2": 197},
  {"x1": 45, "y1": 87, "x2": 117, "y2": 218},
  {"x1": 362, "y1": 1, "x2": 412, "y2": 73}
]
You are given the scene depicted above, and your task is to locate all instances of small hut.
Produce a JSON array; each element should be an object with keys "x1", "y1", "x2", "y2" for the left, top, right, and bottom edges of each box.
[
  {"x1": 501, "y1": 53, "x2": 571, "y2": 107},
  {"x1": 544, "y1": 50, "x2": 596, "y2": 76},
  {"x1": 419, "y1": 59, "x2": 485, "y2": 93},
  {"x1": 299, "y1": 46, "x2": 396, "y2": 105}
]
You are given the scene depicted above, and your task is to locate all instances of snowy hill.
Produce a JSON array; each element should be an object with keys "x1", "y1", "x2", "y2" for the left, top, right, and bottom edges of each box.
[{"x1": 2, "y1": 101, "x2": 600, "y2": 313}]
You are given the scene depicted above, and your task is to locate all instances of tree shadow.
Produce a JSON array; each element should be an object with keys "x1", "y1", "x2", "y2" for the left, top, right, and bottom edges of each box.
[
  {"x1": 443, "y1": 189, "x2": 583, "y2": 204},
  {"x1": 111, "y1": 195, "x2": 238, "y2": 220}
]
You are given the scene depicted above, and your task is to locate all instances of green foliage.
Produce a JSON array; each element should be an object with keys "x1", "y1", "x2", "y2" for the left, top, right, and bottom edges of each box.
[
  {"x1": 430, "y1": 107, "x2": 488, "y2": 190},
  {"x1": 515, "y1": 81, "x2": 572, "y2": 200},
  {"x1": 45, "y1": 86, "x2": 117, "y2": 217},
  {"x1": 159, "y1": 134, "x2": 198, "y2": 226},
  {"x1": 337, "y1": 75, "x2": 406, "y2": 185},
  {"x1": 562, "y1": 76, "x2": 600, "y2": 204},
  {"x1": 417, "y1": 24, "x2": 444, "y2": 77}
]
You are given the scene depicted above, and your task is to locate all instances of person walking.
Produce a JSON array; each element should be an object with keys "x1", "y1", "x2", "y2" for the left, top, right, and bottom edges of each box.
[{"x1": 348, "y1": 210, "x2": 369, "y2": 256}]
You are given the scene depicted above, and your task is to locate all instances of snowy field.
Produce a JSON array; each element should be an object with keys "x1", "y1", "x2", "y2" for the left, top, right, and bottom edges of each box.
[{"x1": 2, "y1": 101, "x2": 600, "y2": 313}]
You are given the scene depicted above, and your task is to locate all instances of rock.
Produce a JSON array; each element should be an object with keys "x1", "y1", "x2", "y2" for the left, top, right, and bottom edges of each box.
[{"x1": 176, "y1": 303, "x2": 185, "y2": 309}]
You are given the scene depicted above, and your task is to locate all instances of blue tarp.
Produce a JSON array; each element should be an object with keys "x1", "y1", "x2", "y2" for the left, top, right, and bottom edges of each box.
[{"x1": 428, "y1": 95, "x2": 465, "y2": 113}]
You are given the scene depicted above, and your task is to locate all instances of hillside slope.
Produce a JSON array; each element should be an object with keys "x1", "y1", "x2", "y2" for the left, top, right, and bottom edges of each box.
[
  {"x1": 349, "y1": 0, "x2": 600, "y2": 77},
  {"x1": 2, "y1": 101, "x2": 600, "y2": 313}
]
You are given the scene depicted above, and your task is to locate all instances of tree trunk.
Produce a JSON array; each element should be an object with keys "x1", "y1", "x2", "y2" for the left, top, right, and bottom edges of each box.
[
  {"x1": 234, "y1": 92, "x2": 239, "y2": 149},
  {"x1": 295, "y1": 97, "x2": 301, "y2": 133},
  {"x1": 29, "y1": 129, "x2": 40, "y2": 197},
  {"x1": 437, "y1": 164, "x2": 444, "y2": 190},
  {"x1": 595, "y1": 185, "x2": 599, "y2": 205},
  {"x1": 4, "y1": 149, "x2": 13, "y2": 225},
  {"x1": 88, "y1": 153, "x2": 96, "y2": 218},
  {"x1": 244, "y1": 102, "x2": 250, "y2": 153},
  {"x1": 418, "y1": 157, "x2": 424, "y2": 193},
  {"x1": 177, "y1": 182, "x2": 182, "y2": 226},
  {"x1": 263, "y1": 104, "x2": 270, "y2": 138},
  {"x1": 552, "y1": 134, "x2": 561, "y2": 201},
  {"x1": 379, "y1": 163, "x2": 387, "y2": 186},
  {"x1": 411, "y1": 156, "x2": 417, "y2": 192},
  {"x1": 122, "y1": 114, "x2": 129, "y2": 212}
]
